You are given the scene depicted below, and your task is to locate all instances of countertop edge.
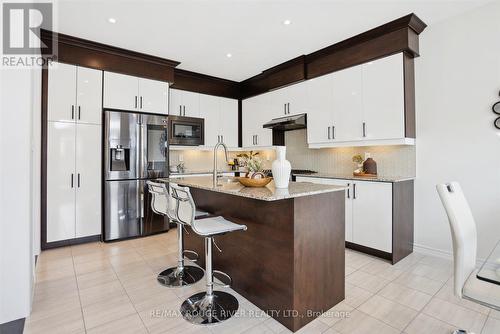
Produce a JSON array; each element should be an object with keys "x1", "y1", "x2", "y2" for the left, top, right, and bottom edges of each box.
[
  {"x1": 293, "y1": 173, "x2": 415, "y2": 183},
  {"x1": 157, "y1": 177, "x2": 345, "y2": 201}
]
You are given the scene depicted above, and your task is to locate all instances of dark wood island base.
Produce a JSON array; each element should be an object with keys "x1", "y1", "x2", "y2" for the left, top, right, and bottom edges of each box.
[{"x1": 184, "y1": 187, "x2": 345, "y2": 332}]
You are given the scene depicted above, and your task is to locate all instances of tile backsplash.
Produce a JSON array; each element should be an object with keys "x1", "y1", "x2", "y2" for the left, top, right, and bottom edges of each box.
[
  {"x1": 283, "y1": 129, "x2": 416, "y2": 176},
  {"x1": 169, "y1": 129, "x2": 415, "y2": 177}
]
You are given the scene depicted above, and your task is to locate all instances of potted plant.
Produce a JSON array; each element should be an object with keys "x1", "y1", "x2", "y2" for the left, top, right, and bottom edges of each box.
[{"x1": 236, "y1": 151, "x2": 271, "y2": 187}]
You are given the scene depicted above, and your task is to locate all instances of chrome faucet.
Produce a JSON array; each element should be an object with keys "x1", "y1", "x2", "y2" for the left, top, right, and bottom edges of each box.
[{"x1": 213, "y1": 141, "x2": 229, "y2": 186}]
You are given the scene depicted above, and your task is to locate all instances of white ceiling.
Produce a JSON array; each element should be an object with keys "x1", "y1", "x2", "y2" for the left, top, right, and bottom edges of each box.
[{"x1": 53, "y1": 0, "x2": 492, "y2": 81}]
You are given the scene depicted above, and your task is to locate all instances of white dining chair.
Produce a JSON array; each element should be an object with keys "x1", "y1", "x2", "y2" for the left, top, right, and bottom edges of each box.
[{"x1": 437, "y1": 182, "x2": 500, "y2": 333}]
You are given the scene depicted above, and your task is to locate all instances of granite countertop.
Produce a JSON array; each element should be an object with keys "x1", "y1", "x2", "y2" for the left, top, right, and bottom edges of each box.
[
  {"x1": 293, "y1": 172, "x2": 415, "y2": 183},
  {"x1": 169, "y1": 169, "x2": 242, "y2": 176},
  {"x1": 157, "y1": 176, "x2": 345, "y2": 201}
]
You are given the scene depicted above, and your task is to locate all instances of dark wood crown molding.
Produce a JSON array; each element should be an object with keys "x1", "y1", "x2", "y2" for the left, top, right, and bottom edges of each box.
[
  {"x1": 171, "y1": 68, "x2": 240, "y2": 99},
  {"x1": 41, "y1": 29, "x2": 179, "y2": 82},
  {"x1": 240, "y1": 55, "x2": 306, "y2": 98},
  {"x1": 241, "y1": 13, "x2": 426, "y2": 98}
]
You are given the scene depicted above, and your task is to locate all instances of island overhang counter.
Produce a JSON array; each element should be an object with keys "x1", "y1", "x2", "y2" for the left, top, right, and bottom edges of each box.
[{"x1": 157, "y1": 176, "x2": 346, "y2": 332}]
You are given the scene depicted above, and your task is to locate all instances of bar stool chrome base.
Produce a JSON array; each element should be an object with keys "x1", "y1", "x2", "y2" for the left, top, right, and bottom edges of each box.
[
  {"x1": 157, "y1": 266, "x2": 205, "y2": 287},
  {"x1": 180, "y1": 291, "x2": 239, "y2": 325}
]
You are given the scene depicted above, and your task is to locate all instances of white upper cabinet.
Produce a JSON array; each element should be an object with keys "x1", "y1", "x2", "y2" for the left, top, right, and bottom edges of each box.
[
  {"x1": 76, "y1": 66, "x2": 103, "y2": 124},
  {"x1": 48, "y1": 62, "x2": 102, "y2": 124},
  {"x1": 305, "y1": 52, "x2": 408, "y2": 148},
  {"x1": 362, "y1": 53, "x2": 405, "y2": 140},
  {"x1": 199, "y1": 93, "x2": 220, "y2": 147},
  {"x1": 48, "y1": 62, "x2": 77, "y2": 122},
  {"x1": 242, "y1": 93, "x2": 273, "y2": 148},
  {"x1": 104, "y1": 71, "x2": 168, "y2": 114},
  {"x1": 306, "y1": 74, "x2": 334, "y2": 145},
  {"x1": 138, "y1": 77, "x2": 169, "y2": 114},
  {"x1": 170, "y1": 89, "x2": 200, "y2": 117},
  {"x1": 103, "y1": 72, "x2": 138, "y2": 111},
  {"x1": 175, "y1": 91, "x2": 238, "y2": 148},
  {"x1": 268, "y1": 82, "x2": 307, "y2": 118},
  {"x1": 332, "y1": 65, "x2": 363, "y2": 142},
  {"x1": 219, "y1": 97, "x2": 238, "y2": 148}
]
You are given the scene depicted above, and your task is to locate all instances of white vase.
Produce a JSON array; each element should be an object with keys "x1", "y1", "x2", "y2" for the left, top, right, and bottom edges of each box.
[{"x1": 272, "y1": 146, "x2": 291, "y2": 188}]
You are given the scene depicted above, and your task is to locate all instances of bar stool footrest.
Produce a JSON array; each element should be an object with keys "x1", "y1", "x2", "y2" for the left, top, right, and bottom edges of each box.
[
  {"x1": 183, "y1": 249, "x2": 199, "y2": 262},
  {"x1": 213, "y1": 270, "x2": 232, "y2": 288}
]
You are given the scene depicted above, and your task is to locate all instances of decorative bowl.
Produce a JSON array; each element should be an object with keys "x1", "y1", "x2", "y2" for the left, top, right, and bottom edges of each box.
[{"x1": 237, "y1": 177, "x2": 273, "y2": 188}]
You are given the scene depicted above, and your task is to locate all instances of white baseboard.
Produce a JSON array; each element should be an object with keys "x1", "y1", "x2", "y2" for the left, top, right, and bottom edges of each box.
[
  {"x1": 413, "y1": 243, "x2": 486, "y2": 267},
  {"x1": 413, "y1": 243, "x2": 454, "y2": 260}
]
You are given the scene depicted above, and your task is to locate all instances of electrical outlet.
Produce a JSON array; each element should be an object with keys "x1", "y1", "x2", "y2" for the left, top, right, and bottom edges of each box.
[{"x1": 179, "y1": 154, "x2": 184, "y2": 162}]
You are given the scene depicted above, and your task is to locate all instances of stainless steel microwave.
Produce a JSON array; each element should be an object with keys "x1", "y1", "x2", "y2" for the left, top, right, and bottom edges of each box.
[{"x1": 168, "y1": 115, "x2": 204, "y2": 146}]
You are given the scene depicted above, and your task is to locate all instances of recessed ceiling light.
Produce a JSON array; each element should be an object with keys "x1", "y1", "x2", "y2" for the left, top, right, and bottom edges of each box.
[
  {"x1": 226, "y1": 53, "x2": 232, "y2": 58},
  {"x1": 283, "y1": 19, "x2": 291, "y2": 25},
  {"x1": 108, "y1": 18, "x2": 116, "y2": 24}
]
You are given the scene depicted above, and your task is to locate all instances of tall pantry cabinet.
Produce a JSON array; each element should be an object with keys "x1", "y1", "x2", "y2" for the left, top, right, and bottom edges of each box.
[{"x1": 46, "y1": 62, "x2": 102, "y2": 243}]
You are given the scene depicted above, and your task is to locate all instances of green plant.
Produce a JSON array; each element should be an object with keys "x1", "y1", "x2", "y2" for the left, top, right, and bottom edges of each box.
[
  {"x1": 352, "y1": 154, "x2": 364, "y2": 165},
  {"x1": 237, "y1": 151, "x2": 264, "y2": 174},
  {"x1": 246, "y1": 156, "x2": 263, "y2": 173}
]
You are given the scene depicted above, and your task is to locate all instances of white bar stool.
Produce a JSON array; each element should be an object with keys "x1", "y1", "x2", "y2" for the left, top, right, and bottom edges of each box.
[
  {"x1": 169, "y1": 183, "x2": 247, "y2": 325},
  {"x1": 146, "y1": 181, "x2": 208, "y2": 287}
]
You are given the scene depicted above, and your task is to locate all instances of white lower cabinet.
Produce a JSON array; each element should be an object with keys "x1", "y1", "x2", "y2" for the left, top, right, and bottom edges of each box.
[
  {"x1": 75, "y1": 124, "x2": 102, "y2": 238},
  {"x1": 295, "y1": 177, "x2": 392, "y2": 253},
  {"x1": 47, "y1": 122, "x2": 76, "y2": 242},
  {"x1": 47, "y1": 121, "x2": 101, "y2": 243},
  {"x1": 351, "y1": 181, "x2": 392, "y2": 252}
]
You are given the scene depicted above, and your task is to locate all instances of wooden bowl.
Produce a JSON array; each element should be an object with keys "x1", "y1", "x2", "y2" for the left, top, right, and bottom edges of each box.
[{"x1": 237, "y1": 177, "x2": 273, "y2": 188}]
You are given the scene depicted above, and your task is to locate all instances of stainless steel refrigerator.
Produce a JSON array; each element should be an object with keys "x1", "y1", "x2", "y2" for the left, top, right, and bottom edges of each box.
[{"x1": 103, "y1": 110, "x2": 169, "y2": 241}]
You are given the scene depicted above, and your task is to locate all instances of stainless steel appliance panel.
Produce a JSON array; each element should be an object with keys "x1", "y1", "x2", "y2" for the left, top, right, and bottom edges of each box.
[
  {"x1": 168, "y1": 115, "x2": 204, "y2": 146},
  {"x1": 140, "y1": 114, "x2": 168, "y2": 179},
  {"x1": 104, "y1": 179, "x2": 142, "y2": 241},
  {"x1": 105, "y1": 111, "x2": 139, "y2": 181}
]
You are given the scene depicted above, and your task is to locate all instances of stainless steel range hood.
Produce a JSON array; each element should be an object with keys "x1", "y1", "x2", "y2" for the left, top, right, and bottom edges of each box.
[{"x1": 263, "y1": 113, "x2": 307, "y2": 131}]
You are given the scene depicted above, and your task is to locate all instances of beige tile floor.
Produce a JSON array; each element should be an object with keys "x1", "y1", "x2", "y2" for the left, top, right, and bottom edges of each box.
[{"x1": 25, "y1": 231, "x2": 500, "y2": 334}]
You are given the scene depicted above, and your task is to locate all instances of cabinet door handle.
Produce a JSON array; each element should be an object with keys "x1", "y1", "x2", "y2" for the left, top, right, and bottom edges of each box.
[
  {"x1": 362, "y1": 122, "x2": 366, "y2": 137},
  {"x1": 77, "y1": 173, "x2": 80, "y2": 187},
  {"x1": 135, "y1": 96, "x2": 138, "y2": 109},
  {"x1": 78, "y1": 106, "x2": 81, "y2": 120},
  {"x1": 256, "y1": 135, "x2": 258, "y2": 145},
  {"x1": 347, "y1": 183, "x2": 350, "y2": 198},
  {"x1": 332, "y1": 125, "x2": 335, "y2": 139},
  {"x1": 183, "y1": 105, "x2": 186, "y2": 116},
  {"x1": 221, "y1": 135, "x2": 223, "y2": 143},
  {"x1": 179, "y1": 105, "x2": 182, "y2": 115},
  {"x1": 353, "y1": 183, "x2": 357, "y2": 199},
  {"x1": 287, "y1": 103, "x2": 290, "y2": 114},
  {"x1": 140, "y1": 96, "x2": 143, "y2": 109},
  {"x1": 71, "y1": 173, "x2": 74, "y2": 188},
  {"x1": 328, "y1": 126, "x2": 331, "y2": 139},
  {"x1": 71, "y1": 105, "x2": 75, "y2": 120},
  {"x1": 284, "y1": 104, "x2": 287, "y2": 115}
]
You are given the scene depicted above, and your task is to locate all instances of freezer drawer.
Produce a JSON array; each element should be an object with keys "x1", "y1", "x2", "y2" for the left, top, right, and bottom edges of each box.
[{"x1": 104, "y1": 179, "x2": 168, "y2": 241}]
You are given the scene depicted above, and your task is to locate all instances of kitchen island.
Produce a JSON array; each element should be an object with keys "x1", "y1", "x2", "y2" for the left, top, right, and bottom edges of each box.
[{"x1": 157, "y1": 176, "x2": 346, "y2": 332}]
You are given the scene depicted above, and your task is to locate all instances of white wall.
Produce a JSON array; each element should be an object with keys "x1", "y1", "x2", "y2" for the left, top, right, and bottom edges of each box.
[
  {"x1": 415, "y1": 1, "x2": 500, "y2": 260},
  {"x1": 0, "y1": 67, "x2": 36, "y2": 324}
]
